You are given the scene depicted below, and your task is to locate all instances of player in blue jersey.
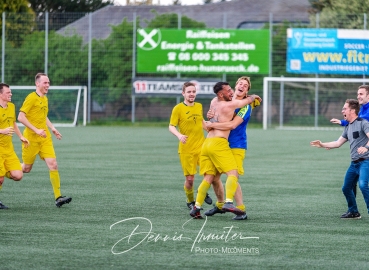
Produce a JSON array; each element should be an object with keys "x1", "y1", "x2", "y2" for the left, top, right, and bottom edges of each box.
[
  {"x1": 204, "y1": 76, "x2": 260, "y2": 220},
  {"x1": 330, "y1": 85, "x2": 369, "y2": 197}
]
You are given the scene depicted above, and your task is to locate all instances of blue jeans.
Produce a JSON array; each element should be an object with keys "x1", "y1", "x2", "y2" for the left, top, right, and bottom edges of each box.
[{"x1": 342, "y1": 159, "x2": 369, "y2": 214}]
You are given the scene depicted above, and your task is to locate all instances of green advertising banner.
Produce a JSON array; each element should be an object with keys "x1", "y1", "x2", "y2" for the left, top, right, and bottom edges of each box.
[{"x1": 136, "y1": 29, "x2": 270, "y2": 74}]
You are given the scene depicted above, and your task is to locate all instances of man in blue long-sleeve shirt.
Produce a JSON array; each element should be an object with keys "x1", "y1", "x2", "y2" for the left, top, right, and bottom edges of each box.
[{"x1": 330, "y1": 85, "x2": 369, "y2": 196}]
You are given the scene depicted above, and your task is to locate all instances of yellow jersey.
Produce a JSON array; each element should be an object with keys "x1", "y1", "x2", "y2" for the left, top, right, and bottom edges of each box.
[
  {"x1": 19, "y1": 92, "x2": 51, "y2": 141},
  {"x1": 169, "y1": 102, "x2": 205, "y2": 154},
  {"x1": 0, "y1": 102, "x2": 16, "y2": 149}
]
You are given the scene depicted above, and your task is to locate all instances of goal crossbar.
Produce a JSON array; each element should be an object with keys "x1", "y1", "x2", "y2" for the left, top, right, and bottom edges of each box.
[
  {"x1": 12, "y1": 86, "x2": 87, "y2": 127},
  {"x1": 263, "y1": 77, "x2": 369, "y2": 130}
]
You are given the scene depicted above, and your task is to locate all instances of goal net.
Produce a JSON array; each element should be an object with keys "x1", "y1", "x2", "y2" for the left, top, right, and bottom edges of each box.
[
  {"x1": 11, "y1": 86, "x2": 87, "y2": 127},
  {"x1": 263, "y1": 77, "x2": 369, "y2": 130}
]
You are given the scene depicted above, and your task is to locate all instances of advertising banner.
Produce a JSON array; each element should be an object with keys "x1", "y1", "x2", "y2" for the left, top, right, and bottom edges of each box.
[
  {"x1": 136, "y1": 29, "x2": 269, "y2": 74},
  {"x1": 287, "y1": 28, "x2": 369, "y2": 75},
  {"x1": 132, "y1": 78, "x2": 218, "y2": 95}
]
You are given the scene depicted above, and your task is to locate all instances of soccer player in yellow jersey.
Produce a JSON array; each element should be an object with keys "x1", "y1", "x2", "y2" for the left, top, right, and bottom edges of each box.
[
  {"x1": 18, "y1": 73, "x2": 72, "y2": 207},
  {"x1": 0, "y1": 83, "x2": 29, "y2": 209},
  {"x1": 169, "y1": 82, "x2": 212, "y2": 209},
  {"x1": 190, "y1": 82, "x2": 261, "y2": 219}
]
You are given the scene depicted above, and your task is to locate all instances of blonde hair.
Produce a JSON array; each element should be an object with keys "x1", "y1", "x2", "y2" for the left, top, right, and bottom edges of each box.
[{"x1": 235, "y1": 76, "x2": 251, "y2": 91}]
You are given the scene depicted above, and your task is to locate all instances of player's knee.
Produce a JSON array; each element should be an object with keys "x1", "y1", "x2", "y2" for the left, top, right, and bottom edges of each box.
[
  {"x1": 46, "y1": 159, "x2": 58, "y2": 171},
  {"x1": 11, "y1": 172, "x2": 23, "y2": 181},
  {"x1": 185, "y1": 176, "x2": 194, "y2": 186}
]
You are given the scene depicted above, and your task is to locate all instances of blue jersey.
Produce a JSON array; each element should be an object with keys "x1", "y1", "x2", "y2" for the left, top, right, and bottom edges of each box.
[
  {"x1": 228, "y1": 105, "x2": 252, "y2": 149},
  {"x1": 341, "y1": 102, "x2": 369, "y2": 126}
]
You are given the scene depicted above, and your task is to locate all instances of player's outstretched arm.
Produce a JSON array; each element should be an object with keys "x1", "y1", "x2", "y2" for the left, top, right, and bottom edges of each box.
[
  {"x1": 205, "y1": 116, "x2": 243, "y2": 131},
  {"x1": 231, "y1": 94, "x2": 262, "y2": 110},
  {"x1": 310, "y1": 137, "x2": 346, "y2": 150}
]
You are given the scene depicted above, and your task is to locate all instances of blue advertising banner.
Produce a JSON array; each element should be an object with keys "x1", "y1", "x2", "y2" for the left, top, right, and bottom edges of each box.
[{"x1": 287, "y1": 28, "x2": 369, "y2": 75}]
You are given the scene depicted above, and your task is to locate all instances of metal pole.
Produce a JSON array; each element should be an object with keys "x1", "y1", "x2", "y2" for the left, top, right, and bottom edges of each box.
[
  {"x1": 222, "y1": 13, "x2": 227, "y2": 82},
  {"x1": 131, "y1": 13, "x2": 137, "y2": 123},
  {"x1": 267, "y1": 13, "x2": 273, "y2": 128},
  {"x1": 315, "y1": 13, "x2": 319, "y2": 128},
  {"x1": 45, "y1": 12, "x2": 48, "y2": 74},
  {"x1": 364, "y1": 13, "x2": 367, "y2": 80},
  {"x1": 2, "y1": 12, "x2": 5, "y2": 82},
  {"x1": 88, "y1": 13, "x2": 92, "y2": 123},
  {"x1": 177, "y1": 12, "x2": 181, "y2": 79},
  {"x1": 279, "y1": 76, "x2": 284, "y2": 128}
]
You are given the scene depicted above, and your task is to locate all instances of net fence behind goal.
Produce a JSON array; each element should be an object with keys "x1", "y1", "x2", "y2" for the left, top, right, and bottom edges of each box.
[
  {"x1": 263, "y1": 77, "x2": 369, "y2": 130},
  {"x1": 11, "y1": 86, "x2": 87, "y2": 127}
]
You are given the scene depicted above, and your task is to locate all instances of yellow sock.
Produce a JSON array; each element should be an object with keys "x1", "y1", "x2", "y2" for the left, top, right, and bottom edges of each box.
[
  {"x1": 236, "y1": 204, "x2": 246, "y2": 212},
  {"x1": 225, "y1": 175, "x2": 238, "y2": 202},
  {"x1": 5, "y1": 172, "x2": 11, "y2": 179},
  {"x1": 195, "y1": 180, "x2": 211, "y2": 208},
  {"x1": 49, "y1": 170, "x2": 62, "y2": 199},
  {"x1": 215, "y1": 201, "x2": 224, "y2": 210},
  {"x1": 184, "y1": 186, "x2": 194, "y2": 203}
]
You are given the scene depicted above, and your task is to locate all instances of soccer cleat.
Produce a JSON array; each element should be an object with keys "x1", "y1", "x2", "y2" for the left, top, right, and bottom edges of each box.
[
  {"x1": 0, "y1": 201, "x2": 9, "y2": 209},
  {"x1": 55, "y1": 196, "x2": 72, "y2": 208},
  {"x1": 340, "y1": 211, "x2": 361, "y2": 219},
  {"x1": 204, "y1": 206, "x2": 226, "y2": 216},
  {"x1": 204, "y1": 193, "x2": 212, "y2": 205},
  {"x1": 187, "y1": 201, "x2": 195, "y2": 209},
  {"x1": 221, "y1": 202, "x2": 245, "y2": 216},
  {"x1": 190, "y1": 205, "x2": 203, "y2": 219},
  {"x1": 232, "y1": 213, "x2": 248, "y2": 220}
]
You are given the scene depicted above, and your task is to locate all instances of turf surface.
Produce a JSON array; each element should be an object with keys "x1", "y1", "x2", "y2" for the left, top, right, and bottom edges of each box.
[{"x1": 2, "y1": 127, "x2": 369, "y2": 269}]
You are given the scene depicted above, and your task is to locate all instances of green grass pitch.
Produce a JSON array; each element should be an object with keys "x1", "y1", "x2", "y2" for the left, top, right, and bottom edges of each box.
[{"x1": 1, "y1": 126, "x2": 369, "y2": 269}]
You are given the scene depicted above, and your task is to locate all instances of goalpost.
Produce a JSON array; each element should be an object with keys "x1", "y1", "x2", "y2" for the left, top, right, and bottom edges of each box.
[
  {"x1": 263, "y1": 77, "x2": 369, "y2": 130},
  {"x1": 12, "y1": 86, "x2": 87, "y2": 127}
]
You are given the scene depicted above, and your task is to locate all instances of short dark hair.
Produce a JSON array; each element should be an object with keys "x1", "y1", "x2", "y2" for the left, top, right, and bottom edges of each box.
[
  {"x1": 358, "y1": 85, "x2": 369, "y2": 95},
  {"x1": 213, "y1": 82, "x2": 229, "y2": 94},
  {"x1": 346, "y1": 99, "x2": 360, "y2": 115},
  {"x1": 0, "y1": 83, "x2": 9, "y2": 93},
  {"x1": 35, "y1": 73, "x2": 48, "y2": 82},
  {"x1": 182, "y1": 82, "x2": 196, "y2": 92}
]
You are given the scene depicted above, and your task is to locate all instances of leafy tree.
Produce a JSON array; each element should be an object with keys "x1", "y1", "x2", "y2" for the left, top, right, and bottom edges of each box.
[
  {"x1": 146, "y1": 10, "x2": 206, "y2": 28},
  {"x1": 28, "y1": 0, "x2": 113, "y2": 13},
  {"x1": 0, "y1": 0, "x2": 35, "y2": 47},
  {"x1": 28, "y1": 0, "x2": 114, "y2": 31},
  {"x1": 309, "y1": 0, "x2": 369, "y2": 28}
]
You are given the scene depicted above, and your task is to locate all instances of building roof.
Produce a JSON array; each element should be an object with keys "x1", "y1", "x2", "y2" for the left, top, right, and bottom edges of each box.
[{"x1": 58, "y1": 0, "x2": 311, "y2": 42}]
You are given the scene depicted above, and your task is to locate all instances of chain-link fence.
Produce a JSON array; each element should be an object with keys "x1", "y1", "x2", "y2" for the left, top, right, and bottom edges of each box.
[{"x1": 0, "y1": 11, "x2": 368, "y2": 124}]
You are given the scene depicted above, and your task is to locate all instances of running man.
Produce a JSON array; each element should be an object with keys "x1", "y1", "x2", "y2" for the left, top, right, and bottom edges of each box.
[
  {"x1": 0, "y1": 83, "x2": 29, "y2": 209},
  {"x1": 18, "y1": 73, "x2": 72, "y2": 207}
]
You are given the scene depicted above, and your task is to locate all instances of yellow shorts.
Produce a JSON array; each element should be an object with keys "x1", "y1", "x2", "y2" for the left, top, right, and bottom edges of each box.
[
  {"x1": 200, "y1": 137, "x2": 237, "y2": 176},
  {"x1": 179, "y1": 151, "x2": 200, "y2": 176},
  {"x1": 231, "y1": 148, "x2": 246, "y2": 176},
  {"x1": 22, "y1": 137, "x2": 56, "y2": 165},
  {"x1": 0, "y1": 150, "x2": 22, "y2": 176}
]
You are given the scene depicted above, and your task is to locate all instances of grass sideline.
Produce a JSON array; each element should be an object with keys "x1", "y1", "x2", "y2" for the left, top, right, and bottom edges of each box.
[{"x1": 2, "y1": 127, "x2": 369, "y2": 269}]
